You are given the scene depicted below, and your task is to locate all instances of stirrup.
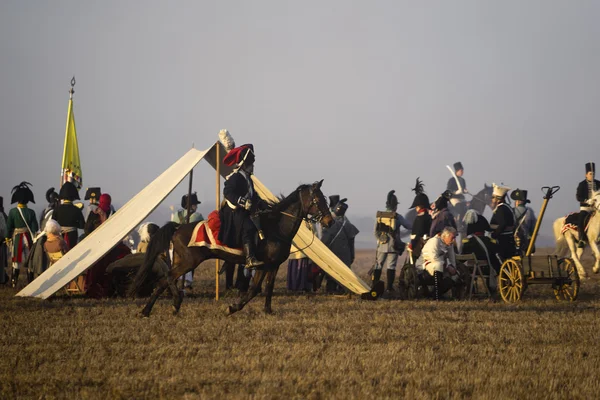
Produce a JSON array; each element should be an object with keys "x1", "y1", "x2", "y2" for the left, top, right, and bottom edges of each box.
[{"x1": 244, "y1": 256, "x2": 261, "y2": 269}]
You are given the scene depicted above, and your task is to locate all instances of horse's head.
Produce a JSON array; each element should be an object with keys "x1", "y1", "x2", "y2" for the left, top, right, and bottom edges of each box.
[
  {"x1": 469, "y1": 183, "x2": 494, "y2": 213},
  {"x1": 299, "y1": 180, "x2": 334, "y2": 228}
]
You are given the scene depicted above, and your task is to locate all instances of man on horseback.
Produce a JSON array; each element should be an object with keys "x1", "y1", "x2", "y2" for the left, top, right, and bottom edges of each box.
[
  {"x1": 219, "y1": 142, "x2": 268, "y2": 268},
  {"x1": 447, "y1": 162, "x2": 468, "y2": 229},
  {"x1": 490, "y1": 184, "x2": 517, "y2": 260},
  {"x1": 576, "y1": 162, "x2": 600, "y2": 248}
]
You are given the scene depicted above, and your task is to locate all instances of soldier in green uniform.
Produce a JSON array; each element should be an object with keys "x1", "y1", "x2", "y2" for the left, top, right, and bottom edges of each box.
[{"x1": 6, "y1": 182, "x2": 38, "y2": 287}]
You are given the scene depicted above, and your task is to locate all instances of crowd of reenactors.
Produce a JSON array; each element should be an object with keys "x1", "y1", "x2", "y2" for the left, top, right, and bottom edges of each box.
[{"x1": 373, "y1": 161, "x2": 599, "y2": 300}]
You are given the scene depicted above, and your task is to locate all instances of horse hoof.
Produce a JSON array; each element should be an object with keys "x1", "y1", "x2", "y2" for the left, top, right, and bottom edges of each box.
[
  {"x1": 140, "y1": 310, "x2": 150, "y2": 319},
  {"x1": 264, "y1": 309, "x2": 273, "y2": 315},
  {"x1": 172, "y1": 306, "x2": 180, "y2": 316},
  {"x1": 224, "y1": 305, "x2": 234, "y2": 316}
]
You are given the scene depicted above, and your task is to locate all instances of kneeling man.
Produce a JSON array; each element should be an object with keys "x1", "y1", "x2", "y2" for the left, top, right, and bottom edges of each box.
[{"x1": 417, "y1": 227, "x2": 459, "y2": 301}]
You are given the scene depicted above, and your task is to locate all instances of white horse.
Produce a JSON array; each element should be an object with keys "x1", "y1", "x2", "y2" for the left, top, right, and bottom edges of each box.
[{"x1": 553, "y1": 191, "x2": 600, "y2": 279}]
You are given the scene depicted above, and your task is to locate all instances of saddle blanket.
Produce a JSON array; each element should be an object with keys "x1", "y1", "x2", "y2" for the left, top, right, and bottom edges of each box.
[
  {"x1": 188, "y1": 210, "x2": 244, "y2": 256},
  {"x1": 561, "y1": 212, "x2": 591, "y2": 235}
]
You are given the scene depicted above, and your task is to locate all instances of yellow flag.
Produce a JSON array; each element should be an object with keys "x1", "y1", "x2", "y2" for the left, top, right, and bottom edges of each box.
[{"x1": 61, "y1": 97, "x2": 82, "y2": 189}]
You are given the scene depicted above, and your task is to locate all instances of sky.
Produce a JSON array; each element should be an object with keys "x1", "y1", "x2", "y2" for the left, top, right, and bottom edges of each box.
[{"x1": 1, "y1": 1, "x2": 599, "y2": 246}]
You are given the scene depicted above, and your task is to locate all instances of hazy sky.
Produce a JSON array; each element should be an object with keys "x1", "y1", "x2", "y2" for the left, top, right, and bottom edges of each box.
[{"x1": 1, "y1": 1, "x2": 599, "y2": 242}]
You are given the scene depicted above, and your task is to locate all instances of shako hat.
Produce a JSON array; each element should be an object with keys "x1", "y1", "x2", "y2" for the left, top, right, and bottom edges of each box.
[
  {"x1": 11, "y1": 182, "x2": 35, "y2": 204},
  {"x1": 181, "y1": 192, "x2": 201, "y2": 209},
  {"x1": 46, "y1": 187, "x2": 59, "y2": 204},
  {"x1": 223, "y1": 144, "x2": 255, "y2": 167},
  {"x1": 409, "y1": 178, "x2": 430, "y2": 209},
  {"x1": 492, "y1": 183, "x2": 511, "y2": 199},
  {"x1": 386, "y1": 190, "x2": 399, "y2": 210},
  {"x1": 586, "y1": 162, "x2": 595, "y2": 174},
  {"x1": 453, "y1": 162, "x2": 464, "y2": 172},
  {"x1": 59, "y1": 181, "x2": 80, "y2": 201},
  {"x1": 510, "y1": 189, "x2": 530, "y2": 204},
  {"x1": 85, "y1": 187, "x2": 101, "y2": 201}
]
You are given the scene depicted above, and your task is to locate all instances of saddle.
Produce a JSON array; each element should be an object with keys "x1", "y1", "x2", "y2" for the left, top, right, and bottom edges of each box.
[
  {"x1": 188, "y1": 211, "x2": 244, "y2": 256},
  {"x1": 561, "y1": 212, "x2": 593, "y2": 235}
]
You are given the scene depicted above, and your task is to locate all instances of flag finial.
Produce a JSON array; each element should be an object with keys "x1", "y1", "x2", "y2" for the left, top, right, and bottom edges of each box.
[{"x1": 69, "y1": 76, "x2": 76, "y2": 99}]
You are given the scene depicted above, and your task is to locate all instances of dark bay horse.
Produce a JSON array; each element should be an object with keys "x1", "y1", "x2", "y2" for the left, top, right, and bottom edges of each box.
[{"x1": 129, "y1": 180, "x2": 333, "y2": 317}]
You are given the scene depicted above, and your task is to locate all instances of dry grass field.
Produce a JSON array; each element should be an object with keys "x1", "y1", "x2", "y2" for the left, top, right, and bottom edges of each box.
[{"x1": 2, "y1": 249, "x2": 600, "y2": 399}]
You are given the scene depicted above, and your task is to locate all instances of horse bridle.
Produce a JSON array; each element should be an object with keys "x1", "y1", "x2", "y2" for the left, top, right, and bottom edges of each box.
[{"x1": 299, "y1": 185, "x2": 327, "y2": 224}]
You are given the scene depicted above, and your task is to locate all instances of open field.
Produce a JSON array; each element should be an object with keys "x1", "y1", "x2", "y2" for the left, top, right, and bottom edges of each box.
[{"x1": 2, "y1": 249, "x2": 600, "y2": 399}]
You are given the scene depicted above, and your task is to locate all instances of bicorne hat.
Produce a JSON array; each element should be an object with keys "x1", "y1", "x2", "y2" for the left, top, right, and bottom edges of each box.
[
  {"x1": 223, "y1": 144, "x2": 255, "y2": 167},
  {"x1": 46, "y1": 187, "x2": 59, "y2": 204},
  {"x1": 586, "y1": 162, "x2": 595, "y2": 174},
  {"x1": 434, "y1": 190, "x2": 452, "y2": 211},
  {"x1": 334, "y1": 199, "x2": 348, "y2": 216},
  {"x1": 181, "y1": 192, "x2": 201, "y2": 209},
  {"x1": 453, "y1": 162, "x2": 464, "y2": 172},
  {"x1": 85, "y1": 187, "x2": 101, "y2": 201},
  {"x1": 409, "y1": 178, "x2": 430, "y2": 209},
  {"x1": 59, "y1": 181, "x2": 80, "y2": 201},
  {"x1": 386, "y1": 190, "x2": 399, "y2": 210},
  {"x1": 510, "y1": 189, "x2": 530, "y2": 204},
  {"x1": 11, "y1": 182, "x2": 35, "y2": 204}
]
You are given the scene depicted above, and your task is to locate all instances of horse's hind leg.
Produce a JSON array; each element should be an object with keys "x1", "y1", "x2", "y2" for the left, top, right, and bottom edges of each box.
[
  {"x1": 264, "y1": 265, "x2": 280, "y2": 314},
  {"x1": 227, "y1": 270, "x2": 267, "y2": 315},
  {"x1": 566, "y1": 233, "x2": 588, "y2": 279}
]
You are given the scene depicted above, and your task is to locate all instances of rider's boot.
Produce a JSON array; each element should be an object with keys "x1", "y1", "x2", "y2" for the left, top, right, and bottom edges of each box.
[
  {"x1": 433, "y1": 271, "x2": 443, "y2": 301},
  {"x1": 243, "y1": 242, "x2": 260, "y2": 269},
  {"x1": 371, "y1": 268, "x2": 382, "y2": 287},
  {"x1": 386, "y1": 269, "x2": 395, "y2": 292}
]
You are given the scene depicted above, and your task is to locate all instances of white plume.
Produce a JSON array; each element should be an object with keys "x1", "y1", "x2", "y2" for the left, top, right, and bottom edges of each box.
[
  {"x1": 218, "y1": 129, "x2": 235, "y2": 151},
  {"x1": 463, "y1": 209, "x2": 479, "y2": 225},
  {"x1": 138, "y1": 222, "x2": 154, "y2": 243}
]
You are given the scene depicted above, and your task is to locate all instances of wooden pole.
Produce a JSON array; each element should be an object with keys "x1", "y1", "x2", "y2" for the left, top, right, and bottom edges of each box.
[
  {"x1": 215, "y1": 144, "x2": 221, "y2": 301},
  {"x1": 181, "y1": 167, "x2": 194, "y2": 291}
]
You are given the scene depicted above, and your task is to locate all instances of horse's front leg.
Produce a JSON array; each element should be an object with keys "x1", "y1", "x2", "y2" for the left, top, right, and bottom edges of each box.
[
  {"x1": 141, "y1": 278, "x2": 170, "y2": 318},
  {"x1": 227, "y1": 269, "x2": 267, "y2": 315},
  {"x1": 264, "y1": 264, "x2": 280, "y2": 314},
  {"x1": 566, "y1": 233, "x2": 588, "y2": 279}
]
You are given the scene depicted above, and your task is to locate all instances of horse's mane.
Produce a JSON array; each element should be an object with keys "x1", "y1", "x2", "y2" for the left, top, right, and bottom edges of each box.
[{"x1": 270, "y1": 184, "x2": 312, "y2": 212}]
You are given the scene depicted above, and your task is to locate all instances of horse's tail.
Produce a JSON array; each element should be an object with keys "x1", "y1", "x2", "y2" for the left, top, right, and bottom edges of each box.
[
  {"x1": 128, "y1": 222, "x2": 180, "y2": 297},
  {"x1": 553, "y1": 217, "x2": 568, "y2": 257}
]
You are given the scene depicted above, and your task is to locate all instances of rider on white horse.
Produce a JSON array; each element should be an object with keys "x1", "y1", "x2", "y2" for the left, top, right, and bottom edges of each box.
[{"x1": 576, "y1": 162, "x2": 600, "y2": 248}]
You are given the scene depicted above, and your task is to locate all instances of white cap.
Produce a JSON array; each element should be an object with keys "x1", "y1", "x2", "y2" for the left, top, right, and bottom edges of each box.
[{"x1": 492, "y1": 183, "x2": 511, "y2": 198}]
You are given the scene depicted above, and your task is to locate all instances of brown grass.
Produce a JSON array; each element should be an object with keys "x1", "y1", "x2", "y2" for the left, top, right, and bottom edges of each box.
[{"x1": 2, "y1": 249, "x2": 600, "y2": 399}]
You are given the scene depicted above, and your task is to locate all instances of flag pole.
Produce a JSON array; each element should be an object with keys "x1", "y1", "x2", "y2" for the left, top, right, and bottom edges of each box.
[
  {"x1": 61, "y1": 77, "x2": 76, "y2": 188},
  {"x1": 182, "y1": 144, "x2": 194, "y2": 291},
  {"x1": 215, "y1": 143, "x2": 221, "y2": 301}
]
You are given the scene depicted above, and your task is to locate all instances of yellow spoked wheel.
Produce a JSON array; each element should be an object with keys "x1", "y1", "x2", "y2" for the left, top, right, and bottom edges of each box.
[
  {"x1": 554, "y1": 258, "x2": 580, "y2": 301},
  {"x1": 498, "y1": 259, "x2": 524, "y2": 303}
]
